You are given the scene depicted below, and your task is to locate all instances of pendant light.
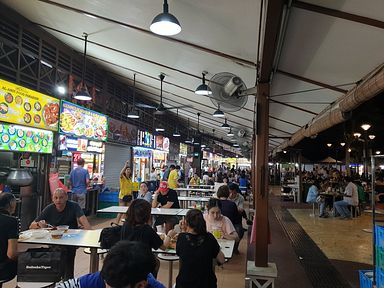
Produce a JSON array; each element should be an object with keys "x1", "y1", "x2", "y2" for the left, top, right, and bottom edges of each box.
[
  {"x1": 221, "y1": 118, "x2": 230, "y2": 130},
  {"x1": 194, "y1": 113, "x2": 201, "y2": 145},
  {"x1": 173, "y1": 109, "x2": 181, "y2": 137},
  {"x1": 185, "y1": 118, "x2": 193, "y2": 144},
  {"x1": 127, "y1": 74, "x2": 140, "y2": 119},
  {"x1": 74, "y1": 33, "x2": 92, "y2": 101},
  {"x1": 150, "y1": 0, "x2": 181, "y2": 36},
  {"x1": 195, "y1": 72, "x2": 212, "y2": 95},
  {"x1": 227, "y1": 127, "x2": 234, "y2": 137},
  {"x1": 213, "y1": 104, "x2": 225, "y2": 118}
]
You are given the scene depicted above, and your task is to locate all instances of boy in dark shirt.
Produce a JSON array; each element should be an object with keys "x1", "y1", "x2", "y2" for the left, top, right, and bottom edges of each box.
[{"x1": 152, "y1": 181, "x2": 180, "y2": 233}]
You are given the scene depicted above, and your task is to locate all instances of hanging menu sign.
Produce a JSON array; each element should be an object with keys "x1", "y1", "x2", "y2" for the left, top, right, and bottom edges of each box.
[
  {"x1": 137, "y1": 130, "x2": 155, "y2": 149},
  {"x1": 155, "y1": 136, "x2": 170, "y2": 152},
  {"x1": 0, "y1": 123, "x2": 53, "y2": 153},
  {"x1": 59, "y1": 101, "x2": 108, "y2": 141},
  {"x1": 0, "y1": 79, "x2": 60, "y2": 131},
  {"x1": 59, "y1": 135, "x2": 104, "y2": 153},
  {"x1": 108, "y1": 118, "x2": 137, "y2": 145}
]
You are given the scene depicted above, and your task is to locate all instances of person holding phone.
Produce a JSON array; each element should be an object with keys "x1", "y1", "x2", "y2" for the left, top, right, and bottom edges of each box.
[{"x1": 116, "y1": 161, "x2": 133, "y2": 223}]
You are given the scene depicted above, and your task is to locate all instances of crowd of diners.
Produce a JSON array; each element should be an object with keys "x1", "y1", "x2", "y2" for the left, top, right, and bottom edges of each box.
[
  {"x1": 304, "y1": 165, "x2": 384, "y2": 219},
  {"x1": 0, "y1": 162, "x2": 253, "y2": 288}
]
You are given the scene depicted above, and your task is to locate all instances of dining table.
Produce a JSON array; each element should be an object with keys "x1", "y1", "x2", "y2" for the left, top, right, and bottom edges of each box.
[
  {"x1": 175, "y1": 187, "x2": 215, "y2": 197},
  {"x1": 177, "y1": 196, "x2": 210, "y2": 208},
  {"x1": 18, "y1": 229, "x2": 102, "y2": 273},
  {"x1": 97, "y1": 206, "x2": 186, "y2": 216}
]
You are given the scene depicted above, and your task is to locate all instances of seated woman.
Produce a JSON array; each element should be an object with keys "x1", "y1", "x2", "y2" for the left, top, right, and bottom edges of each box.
[
  {"x1": 175, "y1": 209, "x2": 225, "y2": 288},
  {"x1": 306, "y1": 180, "x2": 327, "y2": 218},
  {"x1": 121, "y1": 199, "x2": 173, "y2": 278},
  {"x1": 0, "y1": 192, "x2": 18, "y2": 282},
  {"x1": 203, "y1": 198, "x2": 239, "y2": 242},
  {"x1": 137, "y1": 182, "x2": 152, "y2": 203}
]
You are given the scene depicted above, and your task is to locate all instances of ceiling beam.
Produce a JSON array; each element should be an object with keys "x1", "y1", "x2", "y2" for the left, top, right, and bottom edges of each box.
[
  {"x1": 269, "y1": 135, "x2": 290, "y2": 139},
  {"x1": 269, "y1": 115, "x2": 301, "y2": 128},
  {"x1": 37, "y1": 0, "x2": 256, "y2": 67},
  {"x1": 293, "y1": 1, "x2": 384, "y2": 30},
  {"x1": 270, "y1": 99, "x2": 318, "y2": 115},
  {"x1": 269, "y1": 126, "x2": 292, "y2": 135},
  {"x1": 276, "y1": 69, "x2": 348, "y2": 93}
]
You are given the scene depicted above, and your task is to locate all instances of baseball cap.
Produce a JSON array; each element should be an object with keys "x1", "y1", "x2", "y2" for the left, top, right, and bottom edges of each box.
[{"x1": 159, "y1": 181, "x2": 169, "y2": 192}]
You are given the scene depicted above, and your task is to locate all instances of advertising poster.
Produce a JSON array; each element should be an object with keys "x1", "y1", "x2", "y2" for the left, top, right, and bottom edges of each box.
[
  {"x1": 108, "y1": 118, "x2": 137, "y2": 145},
  {"x1": 0, "y1": 79, "x2": 60, "y2": 131},
  {"x1": 0, "y1": 123, "x2": 53, "y2": 153},
  {"x1": 137, "y1": 130, "x2": 155, "y2": 149},
  {"x1": 59, "y1": 100, "x2": 108, "y2": 141}
]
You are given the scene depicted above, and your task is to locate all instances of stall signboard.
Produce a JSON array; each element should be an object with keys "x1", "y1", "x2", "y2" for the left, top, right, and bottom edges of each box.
[
  {"x1": 59, "y1": 135, "x2": 104, "y2": 153},
  {"x1": 0, "y1": 123, "x2": 53, "y2": 153},
  {"x1": 134, "y1": 147, "x2": 152, "y2": 158},
  {"x1": 153, "y1": 150, "x2": 166, "y2": 160},
  {"x1": 137, "y1": 130, "x2": 155, "y2": 149},
  {"x1": 179, "y1": 143, "x2": 188, "y2": 156},
  {"x1": 0, "y1": 79, "x2": 60, "y2": 131},
  {"x1": 155, "y1": 136, "x2": 170, "y2": 152},
  {"x1": 108, "y1": 118, "x2": 137, "y2": 145},
  {"x1": 59, "y1": 100, "x2": 108, "y2": 141}
]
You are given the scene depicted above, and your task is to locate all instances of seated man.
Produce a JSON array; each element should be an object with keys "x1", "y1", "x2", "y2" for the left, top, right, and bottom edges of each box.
[
  {"x1": 334, "y1": 177, "x2": 358, "y2": 219},
  {"x1": 30, "y1": 188, "x2": 91, "y2": 280},
  {"x1": 228, "y1": 183, "x2": 252, "y2": 226},
  {"x1": 152, "y1": 181, "x2": 180, "y2": 233},
  {"x1": 56, "y1": 241, "x2": 165, "y2": 288},
  {"x1": 306, "y1": 180, "x2": 327, "y2": 218}
]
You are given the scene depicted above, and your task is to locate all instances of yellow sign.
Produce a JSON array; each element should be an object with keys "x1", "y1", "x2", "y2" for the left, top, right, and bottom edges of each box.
[{"x1": 0, "y1": 79, "x2": 60, "y2": 131}]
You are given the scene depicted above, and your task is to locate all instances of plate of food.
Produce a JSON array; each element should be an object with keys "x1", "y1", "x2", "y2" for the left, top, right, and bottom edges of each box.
[
  {"x1": 34, "y1": 101, "x2": 41, "y2": 111},
  {"x1": 60, "y1": 111, "x2": 77, "y2": 132},
  {"x1": 17, "y1": 129, "x2": 24, "y2": 138},
  {"x1": 4, "y1": 93, "x2": 13, "y2": 103},
  {"x1": 18, "y1": 139, "x2": 26, "y2": 148},
  {"x1": 43, "y1": 102, "x2": 59, "y2": 127},
  {"x1": 8, "y1": 140, "x2": 17, "y2": 150},
  {"x1": 0, "y1": 102, "x2": 8, "y2": 114},
  {"x1": 34, "y1": 114, "x2": 41, "y2": 124},
  {"x1": 1, "y1": 133, "x2": 10, "y2": 143},
  {"x1": 24, "y1": 102, "x2": 31, "y2": 112},
  {"x1": 24, "y1": 113, "x2": 31, "y2": 124},
  {"x1": 74, "y1": 123, "x2": 86, "y2": 136},
  {"x1": 8, "y1": 126, "x2": 16, "y2": 135},
  {"x1": 19, "y1": 231, "x2": 32, "y2": 240},
  {"x1": 15, "y1": 95, "x2": 22, "y2": 105}
]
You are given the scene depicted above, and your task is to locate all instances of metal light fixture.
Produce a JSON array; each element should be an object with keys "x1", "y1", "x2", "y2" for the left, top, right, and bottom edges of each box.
[
  {"x1": 233, "y1": 143, "x2": 239, "y2": 147},
  {"x1": 221, "y1": 118, "x2": 230, "y2": 130},
  {"x1": 172, "y1": 109, "x2": 181, "y2": 137},
  {"x1": 369, "y1": 135, "x2": 376, "y2": 140},
  {"x1": 74, "y1": 33, "x2": 92, "y2": 101},
  {"x1": 327, "y1": 143, "x2": 332, "y2": 147},
  {"x1": 127, "y1": 74, "x2": 140, "y2": 119},
  {"x1": 361, "y1": 123, "x2": 371, "y2": 131},
  {"x1": 353, "y1": 132, "x2": 361, "y2": 138},
  {"x1": 340, "y1": 142, "x2": 346, "y2": 147},
  {"x1": 155, "y1": 126, "x2": 165, "y2": 132},
  {"x1": 150, "y1": 0, "x2": 181, "y2": 36},
  {"x1": 227, "y1": 128, "x2": 234, "y2": 137},
  {"x1": 213, "y1": 104, "x2": 225, "y2": 118},
  {"x1": 185, "y1": 118, "x2": 193, "y2": 144},
  {"x1": 376, "y1": 151, "x2": 381, "y2": 155},
  {"x1": 283, "y1": 150, "x2": 287, "y2": 154},
  {"x1": 195, "y1": 72, "x2": 212, "y2": 95},
  {"x1": 348, "y1": 148, "x2": 352, "y2": 152}
]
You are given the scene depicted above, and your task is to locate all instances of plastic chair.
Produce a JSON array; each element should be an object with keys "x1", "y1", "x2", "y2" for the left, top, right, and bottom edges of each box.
[
  {"x1": 83, "y1": 248, "x2": 108, "y2": 260},
  {"x1": 157, "y1": 253, "x2": 179, "y2": 288}
]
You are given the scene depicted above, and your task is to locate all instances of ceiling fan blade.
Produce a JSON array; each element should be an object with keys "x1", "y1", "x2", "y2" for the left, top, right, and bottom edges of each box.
[
  {"x1": 165, "y1": 105, "x2": 193, "y2": 110},
  {"x1": 135, "y1": 103, "x2": 156, "y2": 109}
]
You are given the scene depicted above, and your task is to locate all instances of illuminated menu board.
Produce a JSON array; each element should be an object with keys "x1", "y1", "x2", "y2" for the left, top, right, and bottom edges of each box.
[
  {"x1": 59, "y1": 135, "x2": 104, "y2": 153},
  {"x1": 0, "y1": 79, "x2": 60, "y2": 131},
  {"x1": 155, "y1": 136, "x2": 170, "y2": 152},
  {"x1": 59, "y1": 101, "x2": 108, "y2": 141},
  {"x1": 137, "y1": 130, "x2": 155, "y2": 149},
  {"x1": 0, "y1": 123, "x2": 53, "y2": 153}
]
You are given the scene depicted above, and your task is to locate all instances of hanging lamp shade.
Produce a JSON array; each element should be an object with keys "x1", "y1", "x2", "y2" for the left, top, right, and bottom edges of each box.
[
  {"x1": 128, "y1": 74, "x2": 140, "y2": 119},
  {"x1": 74, "y1": 33, "x2": 92, "y2": 101},
  {"x1": 221, "y1": 118, "x2": 230, "y2": 130},
  {"x1": 213, "y1": 104, "x2": 225, "y2": 117},
  {"x1": 227, "y1": 128, "x2": 234, "y2": 137},
  {"x1": 173, "y1": 129, "x2": 181, "y2": 137},
  {"x1": 195, "y1": 73, "x2": 212, "y2": 95},
  {"x1": 127, "y1": 109, "x2": 140, "y2": 119},
  {"x1": 150, "y1": 0, "x2": 181, "y2": 36}
]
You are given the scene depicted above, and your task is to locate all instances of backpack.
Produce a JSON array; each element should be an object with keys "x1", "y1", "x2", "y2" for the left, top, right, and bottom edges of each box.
[{"x1": 99, "y1": 223, "x2": 123, "y2": 249}]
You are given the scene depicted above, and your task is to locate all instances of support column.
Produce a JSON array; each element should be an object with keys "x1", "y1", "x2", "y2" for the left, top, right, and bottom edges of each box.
[{"x1": 254, "y1": 82, "x2": 269, "y2": 267}]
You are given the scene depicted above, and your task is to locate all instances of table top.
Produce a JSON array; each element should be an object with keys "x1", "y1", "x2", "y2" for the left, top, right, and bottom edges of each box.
[
  {"x1": 178, "y1": 196, "x2": 210, "y2": 202},
  {"x1": 97, "y1": 206, "x2": 185, "y2": 216},
  {"x1": 176, "y1": 209, "x2": 191, "y2": 216},
  {"x1": 187, "y1": 185, "x2": 214, "y2": 188},
  {"x1": 153, "y1": 238, "x2": 234, "y2": 259},
  {"x1": 175, "y1": 188, "x2": 215, "y2": 192},
  {"x1": 18, "y1": 229, "x2": 101, "y2": 248}
]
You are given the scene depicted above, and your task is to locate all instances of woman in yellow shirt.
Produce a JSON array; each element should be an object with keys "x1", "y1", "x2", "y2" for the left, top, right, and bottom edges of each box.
[{"x1": 116, "y1": 161, "x2": 133, "y2": 223}]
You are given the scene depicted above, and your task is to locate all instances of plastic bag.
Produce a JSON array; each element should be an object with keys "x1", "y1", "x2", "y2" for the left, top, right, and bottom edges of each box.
[{"x1": 49, "y1": 173, "x2": 69, "y2": 195}]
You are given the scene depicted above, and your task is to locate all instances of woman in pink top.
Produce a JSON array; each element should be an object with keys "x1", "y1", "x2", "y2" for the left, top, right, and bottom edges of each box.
[{"x1": 203, "y1": 198, "x2": 239, "y2": 241}]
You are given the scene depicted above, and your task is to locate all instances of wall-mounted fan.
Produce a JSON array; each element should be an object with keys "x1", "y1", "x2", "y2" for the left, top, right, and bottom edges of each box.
[
  {"x1": 209, "y1": 72, "x2": 248, "y2": 112},
  {"x1": 136, "y1": 74, "x2": 192, "y2": 114}
]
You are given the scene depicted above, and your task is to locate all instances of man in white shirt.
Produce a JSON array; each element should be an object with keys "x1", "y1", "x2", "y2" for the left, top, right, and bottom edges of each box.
[{"x1": 334, "y1": 177, "x2": 358, "y2": 219}]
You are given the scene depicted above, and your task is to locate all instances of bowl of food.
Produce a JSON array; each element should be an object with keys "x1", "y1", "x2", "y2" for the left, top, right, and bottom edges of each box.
[
  {"x1": 50, "y1": 230, "x2": 64, "y2": 239},
  {"x1": 57, "y1": 225, "x2": 69, "y2": 233},
  {"x1": 31, "y1": 230, "x2": 49, "y2": 239}
]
